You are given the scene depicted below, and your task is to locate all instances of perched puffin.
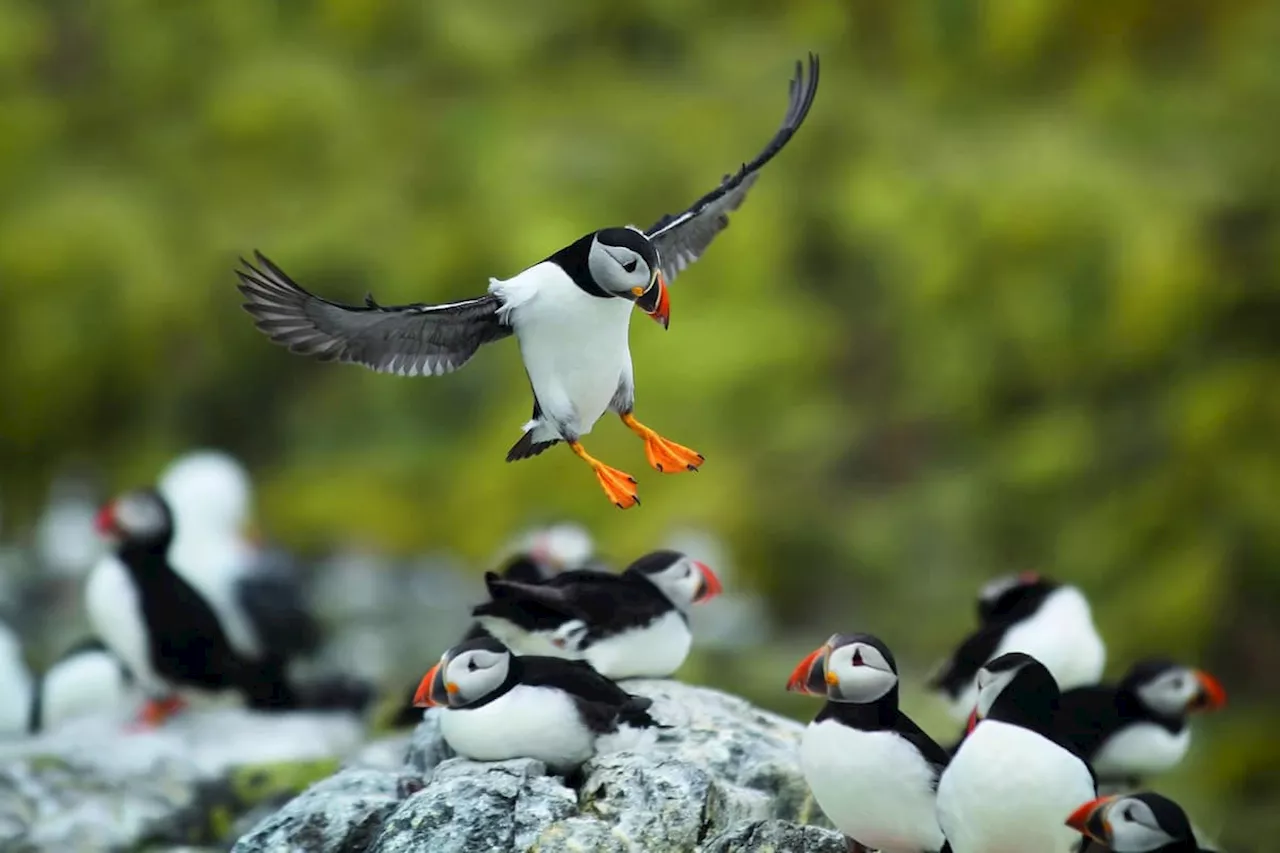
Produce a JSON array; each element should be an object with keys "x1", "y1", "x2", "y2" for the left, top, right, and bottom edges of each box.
[
  {"x1": 157, "y1": 451, "x2": 321, "y2": 669},
  {"x1": 471, "y1": 550, "x2": 722, "y2": 679},
  {"x1": 1057, "y1": 659, "x2": 1227, "y2": 787},
  {"x1": 786, "y1": 633, "x2": 948, "y2": 853},
  {"x1": 412, "y1": 636, "x2": 663, "y2": 773},
  {"x1": 936, "y1": 652, "x2": 1097, "y2": 853},
  {"x1": 236, "y1": 56, "x2": 820, "y2": 509},
  {"x1": 27, "y1": 638, "x2": 138, "y2": 734},
  {"x1": 1067, "y1": 792, "x2": 1205, "y2": 853},
  {"x1": 86, "y1": 488, "x2": 369, "y2": 725},
  {"x1": 928, "y1": 571, "x2": 1106, "y2": 721}
]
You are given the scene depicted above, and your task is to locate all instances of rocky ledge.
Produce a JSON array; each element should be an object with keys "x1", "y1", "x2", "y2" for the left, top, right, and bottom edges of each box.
[{"x1": 234, "y1": 679, "x2": 846, "y2": 853}]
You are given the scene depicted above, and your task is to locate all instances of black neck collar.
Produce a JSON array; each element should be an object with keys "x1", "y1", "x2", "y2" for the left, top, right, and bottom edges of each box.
[{"x1": 546, "y1": 233, "x2": 611, "y2": 299}]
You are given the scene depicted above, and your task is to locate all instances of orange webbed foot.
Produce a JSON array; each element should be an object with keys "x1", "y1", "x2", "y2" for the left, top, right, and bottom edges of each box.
[
  {"x1": 570, "y1": 441, "x2": 641, "y2": 509},
  {"x1": 621, "y1": 413, "x2": 704, "y2": 474}
]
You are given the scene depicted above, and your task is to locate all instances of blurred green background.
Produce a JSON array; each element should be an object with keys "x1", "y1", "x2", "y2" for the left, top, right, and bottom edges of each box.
[{"x1": 2, "y1": 0, "x2": 1278, "y2": 847}]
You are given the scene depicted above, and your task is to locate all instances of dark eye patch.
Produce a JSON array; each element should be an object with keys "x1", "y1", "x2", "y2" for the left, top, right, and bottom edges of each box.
[{"x1": 622, "y1": 259, "x2": 638, "y2": 273}]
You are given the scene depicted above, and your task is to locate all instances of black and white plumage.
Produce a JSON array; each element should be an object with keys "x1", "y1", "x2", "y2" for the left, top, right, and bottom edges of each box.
[
  {"x1": 936, "y1": 652, "x2": 1098, "y2": 853},
  {"x1": 928, "y1": 572, "x2": 1106, "y2": 721},
  {"x1": 1067, "y1": 792, "x2": 1205, "y2": 853},
  {"x1": 1057, "y1": 659, "x2": 1226, "y2": 787},
  {"x1": 471, "y1": 550, "x2": 722, "y2": 679},
  {"x1": 27, "y1": 638, "x2": 138, "y2": 734},
  {"x1": 412, "y1": 637, "x2": 663, "y2": 773},
  {"x1": 786, "y1": 633, "x2": 948, "y2": 853},
  {"x1": 157, "y1": 451, "x2": 322, "y2": 668},
  {"x1": 236, "y1": 56, "x2": 819, "y2": 509}
]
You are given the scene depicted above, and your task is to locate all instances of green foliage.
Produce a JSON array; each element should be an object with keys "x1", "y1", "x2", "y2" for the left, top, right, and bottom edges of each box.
[{"x1": 2, "y1": 1, "x2": 1278, "y2": 846}]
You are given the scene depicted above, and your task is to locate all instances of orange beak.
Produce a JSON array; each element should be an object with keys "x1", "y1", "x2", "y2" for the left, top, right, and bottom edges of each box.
[
  {"x1": 692, "y1": 561, "x2": 723, "y2": 603},
  {"x1": 94, "y1": 502, "x2": 118, "y2": 537},
  {"x1": 413, "y1": 662, "x2": 456, "y2": 708},
  {"x1": 636, "y1": 274, "x2": 670, "y2": 329},
  {"x1": 966, "y1": 708, "x2": 979, "y2": 734},
  {"x1": 1190, "y1": 670, "x2": 1227, "y2": 712},
  {"x1": 1066, "y1": 795, "x2": 1117, "y2": 843},
  {"x1": 786, "y1": 645, "x2": 829, "y2": 695}
]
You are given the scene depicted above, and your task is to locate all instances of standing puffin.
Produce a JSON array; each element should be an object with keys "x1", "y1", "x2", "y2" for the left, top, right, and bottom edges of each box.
[
  {"x1": 85, "y1": 488, "x2": 299, "y2": 724},
  {"x1": 786, "y1": 633, "x2": 948, "y2": 853},
  {"x1": 470, "y1": 550, "x2": 722, "y2": 679},
  {"x1": 936, "y1": 652, "x2": 1097, "y2": 853},
  {"x1": 412, "y1": 636, "x2": 662, "y2": 773},
  {"x1": 928, "y1": 571, "x2": 1106, "y2": 721},
  {"x1": 1057, "y1": 659, "x2": 1227, "y2": 787},
  {"x1": 1067, "y1": 792, "x2": 1206, "y2": 853},
  {"x1": 236, "y1": 55, "x2": 820, "y2": 509}
]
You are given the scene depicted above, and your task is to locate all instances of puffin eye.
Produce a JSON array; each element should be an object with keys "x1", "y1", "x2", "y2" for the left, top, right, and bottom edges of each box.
[
  {"x1": 622, "y1": 259, "x2": 638, "y2": 273},
  {"x1": 467, "y1": 660, "x2": 477, "y2": 672}
]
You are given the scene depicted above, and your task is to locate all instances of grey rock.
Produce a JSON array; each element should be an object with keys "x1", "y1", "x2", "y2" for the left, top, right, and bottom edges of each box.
[
  {"x1": 0, "y1": 708, "x2": 365, "y2": 853},
  {"x1": 231, "y1": 767, "x2": 409, "y2": 853},
  {"x1": 369, "y1": 758, "x2": 577, "y2": 853},
  {"x1": 702, "y1": 819, "x2": 850, "y2": 853},
  {"x1": 403, "y1": 708, "x2": 453, "y2": 774}
]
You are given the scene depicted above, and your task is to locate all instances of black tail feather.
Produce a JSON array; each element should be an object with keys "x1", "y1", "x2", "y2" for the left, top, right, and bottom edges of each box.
[{"x1": 506, "y1": 431, "x2": 559, "y2": 462}]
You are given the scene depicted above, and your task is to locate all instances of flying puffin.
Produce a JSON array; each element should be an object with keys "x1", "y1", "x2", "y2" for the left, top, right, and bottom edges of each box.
[
  {"x1": 86, "y1": 488, "x2": 368, "y2": 726},
  {"x1": 235, "y1": 55, "x2": 820, "y2": 509},
  {"x1": 412, "y1": 636, "x2": 663, "y2": 773},
  {"x1": 470, "y1": 549, "x2": 722, "y2": 679},
  {"x1": 1067, "y1": 792, "x2": 1206, "y2": 853},
  {"x1": 786, "y1": 633, "x2": 948, "y2": 853},
  {"x1": 157, "y1": 451, "x2": 322, "y2": 669},
  {"x1": 1056, "y1": 658, "x2": 1226, "y2": 788},
  {"x1": 928, "y1": 571, "x2": 1106, "y2": 722},
  {"x1": 935, "y1": 652, "x2": 1098, "y2": 853}
]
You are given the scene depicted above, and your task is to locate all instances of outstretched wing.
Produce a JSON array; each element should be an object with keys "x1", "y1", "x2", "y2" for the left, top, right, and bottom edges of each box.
[
  {"x1": 645, "y1": 54, "x2": 820, "y2": 285},
  {"x1": 236, "y1": 251, "x2": 513, "y2": 377}
]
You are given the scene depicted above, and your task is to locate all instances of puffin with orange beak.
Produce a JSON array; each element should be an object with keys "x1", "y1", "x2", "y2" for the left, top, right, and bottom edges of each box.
[
  {"x1": 1056, "y1": 658, "x2": 1227, "y2": 788},
  {"x1": 786, "y1": 633, "x2": 949, "y2": 853},
  {"x1": 471, "y1": 550, "x2": 722, "y2": 680},
  {"x1": 1067, "y1": 792, "x2": 1205, "y2": 852},
  {"x1": 411, "y1": 637, "x2": 662, "y2": 773},
  {"x1": 236, "y1": 55, "x2": 819, "y2": 509}
]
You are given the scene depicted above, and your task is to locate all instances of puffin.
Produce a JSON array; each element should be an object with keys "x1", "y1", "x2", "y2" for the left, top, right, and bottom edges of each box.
[
  {"x1": 27, "y1": 638, "x2": 138, "y2": 734},
  {"x1": 86, "y1": 488, "x2": 369, "y2": 725},
  {"x1": 388, "y1": 526, "x2": 599, "y2": 728},
  {"x1": 157, "y1": 451, "x2": 322, "y2": 669},
  {"x1": 786, "y1": 632, "x2": 948, "y2": 853},
  {"x1": 412, "y1": 636, "x2": 663, "y2": 773},
  {"x1": 235, "y1": 55, "x2": 820, "y2": 509},
  {"x1": 928, "y1": 571, "x2": 1106, "y2": 722},
  {"x1": 1067, "y1": 792, "x2": 1206, "y2": 853},
  {"x1": 935, "y1": 652, "x2": 1098, "y2": 853},
  {"x1": 470, "y1": 550, "x2": 722, "y2": 679},
  {"x1": 1057, "y1": 659, "x2": 1227, "y2": 787}
]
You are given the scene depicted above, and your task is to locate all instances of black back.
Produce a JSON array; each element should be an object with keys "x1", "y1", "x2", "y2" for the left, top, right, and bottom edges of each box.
[
  {"x1": 234, "y1": 553, "x2": 322, "y2": 659},
  {"x1": 1057, "y1": 660, "x2": 1189, "y2": 761},
  {"x1": 501, "y1": 653, "x2": 661, "y2": 735}
]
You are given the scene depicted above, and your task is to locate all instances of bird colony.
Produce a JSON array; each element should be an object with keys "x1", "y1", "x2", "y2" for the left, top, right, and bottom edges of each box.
[{"x1": 1, "y1": 54, "x2": 1234, "y2": 853}]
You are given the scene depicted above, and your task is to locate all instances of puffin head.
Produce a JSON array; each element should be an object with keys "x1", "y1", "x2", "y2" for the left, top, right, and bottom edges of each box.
[
  {"x1": 413, "y1": 637, "x2": 512, "y2": 710},
  {"x1": 976, "y1": 570, "x2": 1058, "y2": 624},
  {"x1": 1066, "y1": 792, "x2": 1199, "y2": 852},
  {"x1": 586, "y1": 227, "x2": 669, "y2": 329},
  {"x1": 786, "y1": 632, "x2": 900, "y2": 704},
  {"x1": 95, "y1": 489, "x2": 174, "y2": 552},
  {"x1": 968, "y1": 651, "x2": 1058, "y2": 733},
  {"x1": 1122, "y1": 659, "x2": 1227, "y2": 717},
  {"x1": 626, "y1": 550, "x2": 722, "y2": 609}
]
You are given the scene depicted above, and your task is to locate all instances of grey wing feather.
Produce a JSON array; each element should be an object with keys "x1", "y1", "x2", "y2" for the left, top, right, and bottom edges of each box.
[
  {"x1": 236, "y1": 251, "x2": 513, "y2": 377},
  {"x1": 646, "y1": 53, "x2": 820, "y2": 285}
]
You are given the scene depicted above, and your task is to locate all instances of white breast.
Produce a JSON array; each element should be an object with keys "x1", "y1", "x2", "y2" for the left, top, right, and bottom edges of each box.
[
  {"x1": 937, "y1": 721, "x2": 1095, "y2": 853},
  {"x1": 946, "y1": 587, "x2": 1107, "y2": 720},
  {"x1": 438, "y1": 684, "x2": 597, "y2": 773},
  {"x1": 40, "y1": 650, "x2": 139, "y2": 732},
  {"x1": 85, "y1": 556, "x2": 164, "y2": 694},
  {"x1": 493, "y1": 263, "x2": 634, "y2": 439},
  {"x1": 584, "y1": 609, "x2": 691, "y2": 680},
  {"x1": 800, "y1": 720, "x2": 944, "y2": 853},
  {"x1": 1093, "y1": 723, "x2": 1191, "y2": 778}
]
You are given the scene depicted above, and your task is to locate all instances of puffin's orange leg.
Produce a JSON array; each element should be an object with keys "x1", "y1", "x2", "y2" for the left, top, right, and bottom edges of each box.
[
  {"x1": 569, "y1": 441, "x2": 640, "y2": 509},
  {"x1": 131, "y1": 695, "x2": 188, "y2": 730},
  {"x1": 620, "y1": 413, "x2": 704, "y2": 474}
]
